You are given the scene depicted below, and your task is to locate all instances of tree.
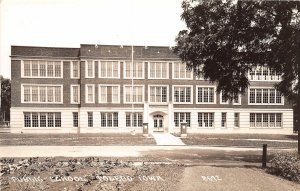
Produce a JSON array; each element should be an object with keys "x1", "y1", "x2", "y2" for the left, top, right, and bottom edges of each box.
[
  {"x1": 0, "y1": 76, "x2": 11, "y2": 123},
  {"x1": 174, "y1": 0, "x2": 300, "y2": 153}
]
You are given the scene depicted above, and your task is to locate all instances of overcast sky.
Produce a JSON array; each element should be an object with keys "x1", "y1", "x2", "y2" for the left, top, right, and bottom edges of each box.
[{"x1": 0, "y1": 0, "x2": 186, "y2": 78}]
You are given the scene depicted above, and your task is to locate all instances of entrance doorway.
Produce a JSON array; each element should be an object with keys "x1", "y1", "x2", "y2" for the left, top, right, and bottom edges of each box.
[{"x1": 153, "y1": 115, "x2": 164, "y2": 132}]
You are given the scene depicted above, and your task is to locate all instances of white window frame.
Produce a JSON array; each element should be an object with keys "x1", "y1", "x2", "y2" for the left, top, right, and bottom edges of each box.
[
  {"x1": 70, "y1": 85, "x2": 80, "y2": 104},
  {"x1": 85, "y1": 84, "x2": 95, "y2": 103},
  {"x1": 172, "y1": 62, "x2": 193, "y2": 80},
  {"x1": 23, "y1": 112, "x2": 61, "y2": 128},
  {"x1": 85, "y1": 60, "x2": 95, "y2": 78},
  {"x1": 172, "y1": 85, "x2": 193, "y2": 104},
  {"x1": 70, "y1": 61, "x2": 80, "y2": 79},
  {"x1": 249, "y1": 113, "x2": 282, "y2": 128},
  {"x1": 123, "y1": 85, "x2": 145, "y2": 104},
  {"x1": 148, "y1": 85, "x2": 169, "y2": 104},
  {"x1": 98, "y1": 60, "x2": 120, "y2": 79},
  {"x1": 98, "y1": 84, "x2": 120, "y2": 103},
  {"x1": 196, "y1": 85, "x2": 216, "y2": 104},
  {"x1": 248, "y1": 66, "x2": 282, "y2": 82},
  {"x1": 21, "y1": 60, "x2": 63, "y2": 78},
  {"x1": 198, "y1": 112, "x2": 215, "y2": 128},
  {"x1": 220, "y1": 92, "x2": 229, "y2": 104},
  {"x1": 21, "y1": 84, "x2": 63, "y2": 104},
  {"x1": 248, "y1": 87, "x2": 284, "y2": 105},
  {"x1": 233, "y1": 95, "x2": 242, "y2": 105},
  {"x1": 123, "y1": 61, "x2": 144, "y2": 79},
  {"x1": 148, "y1": 61, "x2": 169, "y2": 79}
]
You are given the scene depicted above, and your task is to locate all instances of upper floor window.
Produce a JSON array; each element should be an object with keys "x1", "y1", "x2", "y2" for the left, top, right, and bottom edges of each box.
[
  {"x1": 70, "y1": 85, "x2": 80, "y2": 104},
  {"x1": 220, "y1": 92, "x2": 229, "y2": 104},
  {"x1": 124, "y1": 85, "x2": 144, "y2": 103},
  {"x1": 173, "y1": 86, "x2": 192, "y2": 103},
  {"x1": 197, "y1": 86, "x2": 215, "y2": 104},
  {"x1": 124, "y1": 61, "x2": 143, "y2": 79},
  {"x1": 22, "y1": 60, "x2": 63, "y2": 78},
  {"x1": 99, "y1": 85, "x2": 120, "y2": 103},
  {"x1": 173, "y1": 62, "x2": 192, "y2": 79},
  {"x1": 71, "y1": 61, "x2": 80, "y2": 78},
  {"x1": 85, "y1": 84, "x2": 95, "y2": 103},
  {"x1": 149, "y1": 86, "x2": 168, "y2": 103},
  {"x1": 85, "y1": 60, "x2": 95, "y2": 78},
  {"x1": 149, "y1": 62, "x2": 168, "y2": 79},
  {"x1": 249, "y1": 88, "x2": 283, "y2": 105},
  {"x1": 22, "y1": 84, "x2": 63, "y2": 103},
  {"x1": 249, "y1": 66, "x2": 281, "y2": 81},
  {"x1": 98, "y1": 61, "x2": 119, "y2": 78}
]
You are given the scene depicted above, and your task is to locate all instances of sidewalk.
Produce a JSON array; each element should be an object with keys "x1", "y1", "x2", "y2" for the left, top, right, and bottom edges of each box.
[
  {"x1": 152, "y1": 133, "x2": 185, "y2": 145},
  {"x1": 0, "y1": 145, "x2": 294, "y2": 158}
]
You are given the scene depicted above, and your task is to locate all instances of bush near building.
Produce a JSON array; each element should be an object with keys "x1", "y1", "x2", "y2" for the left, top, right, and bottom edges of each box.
[{"x1": 268, "y1": 151, "x2": 300, "y2": 182}]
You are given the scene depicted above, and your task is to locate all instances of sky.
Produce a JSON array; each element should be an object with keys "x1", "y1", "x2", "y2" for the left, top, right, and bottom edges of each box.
[{"x1": 0, "y1": 0, "x2": 186, "y2": 79}]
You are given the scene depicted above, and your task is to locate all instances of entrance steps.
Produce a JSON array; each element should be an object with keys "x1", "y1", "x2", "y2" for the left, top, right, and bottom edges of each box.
[{"x1": 152, "y1": 133, "x2": 185, "y2": 146}]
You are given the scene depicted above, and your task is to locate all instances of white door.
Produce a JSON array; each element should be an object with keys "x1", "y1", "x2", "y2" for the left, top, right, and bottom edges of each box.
[{"x1": 153, "y1": 115, "x2": 164, "y2": 132}]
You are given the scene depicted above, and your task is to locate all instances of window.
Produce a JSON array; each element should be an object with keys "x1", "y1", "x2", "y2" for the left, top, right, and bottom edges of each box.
[
  {"x1": 174, "y1": 112, "x2": 190, "y2": 127},
  {"x1": 149, "y1": 86, "x2": 167, "y2": 103},
  {"x1": 24, "y1": 112, "x2": 31, "y2": 127},
  {"x1": 73, "y1": 112, "x2": 78, "y2": 127},
  {"x1": 173, "y1": 62, "x2": 192, "y2": 79},
  {"x1": 174, "y1": 86, "x2": 192, "y2": 103},
  {"x1": 71, "y1": 85, "x2": 80, "y2": 104},
  {"x1": 249, "y1": 88, "x2": 283, "y2": 105},
  {"x1": 22, "y1": 85, "x2": 63, "y2": 103},
  {"x1": 99, "y1": 85, "x2": 120, "y2": 103},
  {"x1": 234, "y1": 113, "x2": 240, "y2": 127},
  {"x1": 22, "y1": 60, "x2": 62, "y2": 78},
  {"x1": 98, "y1": 61, "x2": 119, "y2": 78},
  {"x1": 248, "y1": 66, "x2": 281, "y2": 81},
  {"x1": 23, "y1": 112, "x2": 61, "y2": 128},
  {"x1": 250, "y1": 113, "x2": 282, "y2": 128},
  {"x1": 85, "y1": 60, "x2": 94, "y2": 78},
  {"x1": 220, "y1": 92, "x2": 229, "y2": 104},
  {"x1": 126, "y1": 113, "x2": 143, "y2": 127},
  {"x1": 198, "y1": 113, "x2": 214, "y2": 128},
  {"x1": 149, "y1": 62, "x2": 168, "y2": 79},
  {"x1": 221, "y1": 112, "x2": 227, "y2": 128},
  {"x1": 100, "y1": 112, "x2": 118, "y2": 127},
  {"x1": 197, "y1": 86, "x2": 215, "y2": 103},
  {"x1": 85, "y1": 85, "x2": 95, "y2": 103},
  {"x1": 124, "y1": 86, "x2": 143, "y2": 103},
  {"x1": 233, "y1": 95, "x2": 241, "y2": 105},
  {"x1": 88, "y1": 112, "x2": 93, "y2": 127},
  {"x1": 124, "y1": 61, "x2": 143, "y2": 78},
  {"x1": 71, "y1": 61, "x2": 80, "y2": 78}
]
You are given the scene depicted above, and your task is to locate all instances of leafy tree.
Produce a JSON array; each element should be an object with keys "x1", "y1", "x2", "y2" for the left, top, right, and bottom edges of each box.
[
  {"x1": 0, "y1": 76, "x2": 11, "y2": 123},
  {"x1": 174, "y1": 0, "x2": 300, "y2": 153}
]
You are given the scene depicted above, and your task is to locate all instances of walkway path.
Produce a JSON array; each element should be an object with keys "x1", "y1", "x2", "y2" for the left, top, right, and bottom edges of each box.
[{"x1": 152, "y1": 133, "x2": 185, "y2": 145}]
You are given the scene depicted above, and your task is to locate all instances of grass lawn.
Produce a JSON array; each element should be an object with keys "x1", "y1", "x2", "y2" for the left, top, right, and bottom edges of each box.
[
  {"x1": 178, "y1": 133, "x2": 298, "y2": 148},
  {"x1": 0, "y1": 133, "x2": 156, "y2": 146}
]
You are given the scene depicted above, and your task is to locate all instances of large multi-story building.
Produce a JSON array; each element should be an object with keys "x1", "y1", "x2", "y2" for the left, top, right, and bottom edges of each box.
[{"x1": 10, "y1": 44, "x2": 293, "y2": 134}]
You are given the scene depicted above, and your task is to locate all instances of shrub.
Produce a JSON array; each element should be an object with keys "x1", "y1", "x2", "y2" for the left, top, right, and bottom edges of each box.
[{"x1": 268, "y1": 151, "x2": 300, "y2": 182}]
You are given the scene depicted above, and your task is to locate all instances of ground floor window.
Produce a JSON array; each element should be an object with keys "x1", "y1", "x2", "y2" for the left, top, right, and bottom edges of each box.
[
  {"x1": 234, "y1": 113, "x2": 240, "y2": 128},
  {"x1": 198, "y1": 112, "x2": 214, "y2": 127},
  {"x1": 174, "y1": 112, "x2": 191, "y2": 127},
  {"x1": 250, "y1": 113, "x2": 282, "y2": 127},
  {"x1": 88, "y1": 112, "x2": 93, "y2": 127},
  {"x1": 24, "y1": 112, "x2": 61, "y2": 128},
  {"x1": 101, "y1": 112, "x2": 118, "y2": 127},
  {"x1": 73, "y1": 112, "x2": 78, "y2": 127},
  {"x1": 126, "y1": 113, "x2": 143, "y2": 127},
  {"x1": 221, "y1": 112, "x2": 227, "y2": 127}
]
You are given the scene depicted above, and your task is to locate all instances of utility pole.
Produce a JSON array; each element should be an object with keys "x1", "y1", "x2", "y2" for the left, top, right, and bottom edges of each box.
[{"x1": 297, "y1": 31, "x2": 300, "y2": 154}]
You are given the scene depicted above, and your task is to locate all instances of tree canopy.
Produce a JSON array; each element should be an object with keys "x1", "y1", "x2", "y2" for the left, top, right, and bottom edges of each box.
[
  {"x1": 0, "y1": 76, "x2": 11, "y2": 122},
  {"x1": 174, "y1": 0, "x2": 300, "y2": 101}
]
